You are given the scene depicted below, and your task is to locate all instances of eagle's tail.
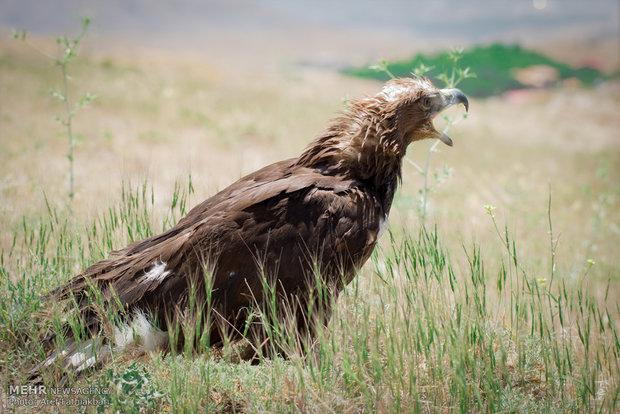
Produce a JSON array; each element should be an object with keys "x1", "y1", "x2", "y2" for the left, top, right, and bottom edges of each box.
[
  {"x1": 36, "y1": 337, "x2": 112, "y2": 374},
  {"x1": 30, "y1": 310, "x2": 168, "y2": 382}
]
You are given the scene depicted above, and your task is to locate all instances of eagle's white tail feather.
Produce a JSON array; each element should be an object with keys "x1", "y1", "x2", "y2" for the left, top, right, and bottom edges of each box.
[
  {"x1": 42, "y1": 337, "x2": 111, "y2": 373},
  {"x1": 68, "y1": 337, "x2": 111, "y2": 372},
  {"x1": 39, "y1": 310, "x2": 166, "y2": 375}
]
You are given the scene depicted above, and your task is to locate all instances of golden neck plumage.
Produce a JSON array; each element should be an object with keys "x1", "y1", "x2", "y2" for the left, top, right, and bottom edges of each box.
[{"x1": 298, "y1": 97, "x2": 405, "y2": 191}]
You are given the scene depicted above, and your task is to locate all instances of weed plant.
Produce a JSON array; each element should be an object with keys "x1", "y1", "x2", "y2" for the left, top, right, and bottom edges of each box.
[{"x1": 14, "y1": 18, "x2": 95, "y2": 204}]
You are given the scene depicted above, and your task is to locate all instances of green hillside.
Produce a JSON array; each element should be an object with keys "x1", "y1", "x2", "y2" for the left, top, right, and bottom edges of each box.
[{"x1": 344, "y1": 44, "x2": 610, "y2": 97}]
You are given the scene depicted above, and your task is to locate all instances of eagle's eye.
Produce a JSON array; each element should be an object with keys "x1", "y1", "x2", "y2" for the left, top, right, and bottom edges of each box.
[{"x1": 419, "y1": 96, "x2": 432, "y2": 110}]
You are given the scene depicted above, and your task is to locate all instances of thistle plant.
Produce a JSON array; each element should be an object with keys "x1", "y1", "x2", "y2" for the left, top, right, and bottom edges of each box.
[
  {"x1": 371, "y1": 47, "x2": 475, "y2": 223},
  {"x1": 13, "y1": 17, "x2": 95, "y2": 204}
]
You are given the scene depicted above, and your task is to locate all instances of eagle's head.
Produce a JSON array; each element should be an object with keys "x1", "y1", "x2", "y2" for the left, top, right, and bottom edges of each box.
[
  {"x1": 299, "y1": 76, "x2": 469, "y2": 186},
  {"x1": 378, "y1": 77, "x2": 469, "y2": 147}
]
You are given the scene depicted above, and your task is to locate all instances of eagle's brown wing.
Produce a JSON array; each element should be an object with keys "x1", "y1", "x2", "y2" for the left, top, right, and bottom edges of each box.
[{"x1": 49, "y1": 159, "x2": 384, "y2": 338}]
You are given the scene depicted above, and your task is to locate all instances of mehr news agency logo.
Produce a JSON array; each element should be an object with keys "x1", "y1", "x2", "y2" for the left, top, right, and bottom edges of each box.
[{"x1": 4, "y1": 384, "x2": 111, "y2": 408}]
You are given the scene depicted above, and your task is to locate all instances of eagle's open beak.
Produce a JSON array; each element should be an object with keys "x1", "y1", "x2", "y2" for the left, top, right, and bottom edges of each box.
[{"x1": 433, "y1": 88, "x2": 469, "y2": 147}]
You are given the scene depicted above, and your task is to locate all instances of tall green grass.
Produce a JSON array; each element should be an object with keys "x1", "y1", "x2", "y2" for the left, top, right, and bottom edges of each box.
[{"x1": 0, "y1": 180, "x2": 618, "y2": 412}]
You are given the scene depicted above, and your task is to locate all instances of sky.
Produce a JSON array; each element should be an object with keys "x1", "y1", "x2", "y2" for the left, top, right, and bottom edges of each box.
[
  {"x1": 1, "y1": 0, "x2": 618, "y2": 70},
  {"x1": 1, "y1": 0, "x2": 617, "y2": 39}
]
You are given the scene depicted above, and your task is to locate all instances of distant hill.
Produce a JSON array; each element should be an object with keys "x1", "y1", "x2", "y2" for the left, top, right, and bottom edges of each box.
[{"x1": 343, "y1": 44, "x2": 613, "y2": 98}]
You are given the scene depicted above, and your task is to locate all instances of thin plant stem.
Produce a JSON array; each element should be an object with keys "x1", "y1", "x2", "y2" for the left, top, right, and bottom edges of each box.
[
  {"x1": 547, "y1": 185, "x2": 556, "y2": 289},
  {"x1": 14, "y1": 17, "x2": 91, "y2": 206},
  {"x1": 60, "y1": 64, "x2": 75, "y2": 202},
  {"x1": 421, "y1": 140, "x2": 433, "y2": 222}
]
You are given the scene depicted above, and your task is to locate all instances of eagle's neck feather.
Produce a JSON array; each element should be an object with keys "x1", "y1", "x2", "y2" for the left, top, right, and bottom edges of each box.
[{"x1": 298, "y1": 99, "x2": 404, "y2": 203}]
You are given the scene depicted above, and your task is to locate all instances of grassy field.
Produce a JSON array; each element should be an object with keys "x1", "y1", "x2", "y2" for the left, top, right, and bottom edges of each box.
[{"x1": 0, "y1": 36, "x2": 619, "y2": 412}]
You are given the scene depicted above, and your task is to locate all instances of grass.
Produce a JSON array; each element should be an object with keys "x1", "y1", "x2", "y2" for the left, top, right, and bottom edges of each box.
[
  {"x1": 0, "y1": 178, "x2": 618, "y2": 412},
  {"x1": 1, "y1": 38, "x2": 619, "y2": 412},
  {"x1": 344, "y1": 43, "x2": 615, "y2": 97}
]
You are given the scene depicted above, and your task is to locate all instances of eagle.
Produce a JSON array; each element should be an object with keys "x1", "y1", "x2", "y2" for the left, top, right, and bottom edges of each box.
[{"x1": 36, "y1": 77, "x2": 468, "y2": 374}]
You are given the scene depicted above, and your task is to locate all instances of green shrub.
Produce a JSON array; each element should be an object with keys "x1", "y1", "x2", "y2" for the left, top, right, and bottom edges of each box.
[{"x1": 344, "y1": 43, "x2": 610, "y2": 97}]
